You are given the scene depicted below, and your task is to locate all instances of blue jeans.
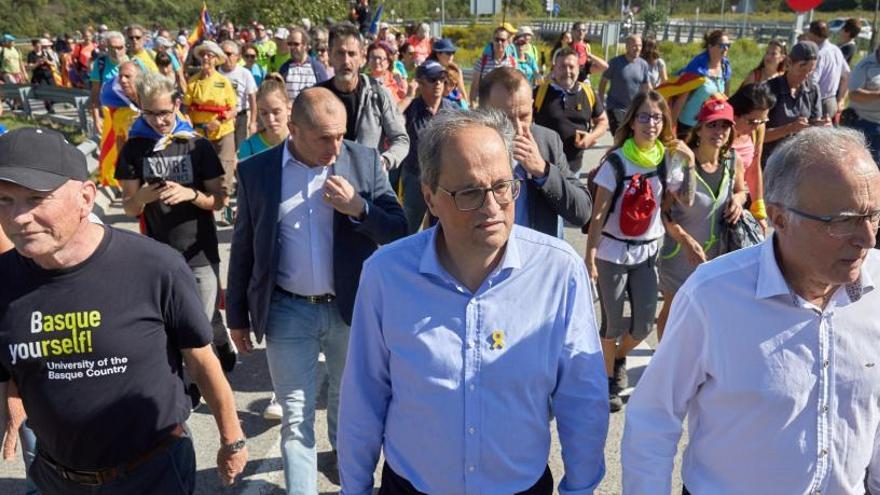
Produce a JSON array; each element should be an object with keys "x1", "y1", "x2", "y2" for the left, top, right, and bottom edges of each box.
[
  {"x1": 854, "y1": 118, "x2": 880, "y2": 164},
  {"x1": 20, "y1": 421, "x2": 39, "y2": 494},
  {"x1": 265, "y1": 290, "x2": 350, "y2": 494},
  {"x1": 29, "y1": 434, "x2": 195, "y2": 495}
]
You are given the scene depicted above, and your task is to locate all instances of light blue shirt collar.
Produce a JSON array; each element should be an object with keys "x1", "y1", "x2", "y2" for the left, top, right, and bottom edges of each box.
[{"x1": 418, "y1": 224, "x2": 524, "y2": 290}]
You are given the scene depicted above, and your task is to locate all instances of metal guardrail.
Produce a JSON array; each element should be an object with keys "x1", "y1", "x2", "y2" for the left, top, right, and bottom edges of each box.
[{"x1": 0, "y1": 84, "x2": 92, "y2": 133}]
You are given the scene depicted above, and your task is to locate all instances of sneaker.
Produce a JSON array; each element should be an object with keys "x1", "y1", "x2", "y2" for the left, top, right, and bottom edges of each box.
[
  {"x1": 263, "y1": 394, "x2": 282, "y2": 420},
  {"x1": 215, "y1": 343, "x2": 237, "y2": 373},
  {"x1": 609, "y1": 378, "x2": 624, "y2": 413},
  {"x1": 217, "y1": 206, "x2": 235, "y2": 226},
  {"x1": 613, "y1": 356, "x2": 628, "y2": 391}
]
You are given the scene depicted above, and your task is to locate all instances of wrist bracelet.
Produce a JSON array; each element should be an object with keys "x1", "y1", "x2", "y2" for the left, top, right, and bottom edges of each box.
[{"x1": 190, "y1": 189, "x2": 199, "y2": 203}]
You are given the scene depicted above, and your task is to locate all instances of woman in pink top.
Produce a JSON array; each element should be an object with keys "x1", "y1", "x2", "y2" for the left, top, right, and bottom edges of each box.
[
  {"x1": 728, "y1": 83, "x2": 777, "y2": 231},
  {"x1": 407, "y1": 23, "x2": 432, "y2": 65}
]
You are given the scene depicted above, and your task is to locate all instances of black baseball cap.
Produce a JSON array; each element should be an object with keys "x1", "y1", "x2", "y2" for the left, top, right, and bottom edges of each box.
[{"x1": 0, "y1": 128, "x2": 88, "y2": 192}]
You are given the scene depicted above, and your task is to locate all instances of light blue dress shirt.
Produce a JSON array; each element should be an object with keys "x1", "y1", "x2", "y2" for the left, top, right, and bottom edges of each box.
[
  {"x1": 622, "y1": 236, "x2": 880, "y2": 495},
  {"x1": 276, "y1": 141, "x2": 335, "y2": 296},
  {"x1": 338, "y1": 225, "x2": 608, "y2": 495}
]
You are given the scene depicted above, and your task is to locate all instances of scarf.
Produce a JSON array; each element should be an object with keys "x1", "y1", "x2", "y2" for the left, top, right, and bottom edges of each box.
[
  {"x1": 622, "y1": 138, "x2": 665, "y2": 169},
  {"x1": 128, "y1": 112, "x2": 196, "y2": 152}
]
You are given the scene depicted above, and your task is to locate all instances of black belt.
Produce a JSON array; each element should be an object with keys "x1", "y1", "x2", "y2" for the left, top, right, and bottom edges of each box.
[
  {"x1": 602, "y1": 232, "x2": 661, "y2": 246},
  {"x1": 275, "y1": 286, "x2": 335, "y2": 304},
  {"x1": 38, "y1": 424, "x2": 186, "y2": 486}
]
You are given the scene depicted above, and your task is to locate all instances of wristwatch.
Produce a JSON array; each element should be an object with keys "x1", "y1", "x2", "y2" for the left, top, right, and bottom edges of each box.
[{"x1": 222, "y1": 438, "x2": 247, "y2": 453}]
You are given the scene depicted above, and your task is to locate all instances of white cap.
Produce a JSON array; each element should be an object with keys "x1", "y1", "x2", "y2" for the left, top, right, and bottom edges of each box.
[{"x1": 274, "y1": 27, "x2": 289, "y2": 39}]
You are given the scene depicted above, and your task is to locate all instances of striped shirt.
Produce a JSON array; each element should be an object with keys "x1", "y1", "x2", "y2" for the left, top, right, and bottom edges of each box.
[{"x1": 284, "y1": 61, "x2": 318, "y2": 101}]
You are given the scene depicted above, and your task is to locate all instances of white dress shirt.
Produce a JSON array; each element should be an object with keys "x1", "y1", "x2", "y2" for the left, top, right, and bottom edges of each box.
[
  {"x1": 276, "y1": 140, "x2": 335, "y2": 296},
  {"x1": 622, "y1": 236, "x2": 880, "y2": 495}
]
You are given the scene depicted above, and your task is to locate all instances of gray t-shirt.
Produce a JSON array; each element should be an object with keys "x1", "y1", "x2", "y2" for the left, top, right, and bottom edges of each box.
[
  {"x1": 603, "y1": 55, "x2": 651, "y2": 111},
  {"x1": 849, "y1": 52, "x2": 880, "y2": 123},
  {"x1": 218, "y1": 66, "x2": 257, "y2": 113}
]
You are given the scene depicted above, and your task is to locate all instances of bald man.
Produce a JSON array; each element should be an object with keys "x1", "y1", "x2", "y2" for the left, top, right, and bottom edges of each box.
[{"x1": 226, "y1": 87, "x2": 407, "y2": 494}]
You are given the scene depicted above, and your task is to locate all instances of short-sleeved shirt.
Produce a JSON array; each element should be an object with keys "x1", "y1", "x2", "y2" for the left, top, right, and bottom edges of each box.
[
  {"x1": 0, "y1": 226, "x2": 212, "y2": 470},
  {"x1": 812, "y1": 40, "x2": 851, "y2": 99},
  {"x1": 848, "y1": 51, "x2": 880, "y2": 123},
  {"x1": 592, "y1": 149, "x2": 685, "y2": 265},
  {"x1": 254, "y1": 39, "x2": 277, "y2": 70},
  {"x1": 218, "y1": 65, "x2": 257, "y2": 113},
  {"x1": 248, "y1": 63, "x2": 266, "y2": 86},
  {"x1": 473, "y1": 53, "x2": 516, "y2": 78},
  {"x1": 116, "y1": 135, "x2": 224, "y2": 267},
  {"x1": 238, "y1": 132, "x2": 274, "y2": 160},
  {"x1": 282, "y1": 60, "x2": 318, "y2": 102},
  {"x1": 679, "y1": 74, "x2": 727, "y2": 127},
  {"x1": 603, "y1": 55, "x2": 651, "y2": 111},
  {"x1": 184, "y1": 70, "x2": 237, "y2": 141},
  {"x1": 130, "y1": 49, "x2": 158, "y2": 73},
  {"x1": 763, "y1": 75, "x2": 822, "y2": 162},
  {"x1": 88, "y1": 54, "x2": 119, "y2": 84},
  {"x1": 0, "y1": 46, "x2": 22, "y2": 75},
  {"x1": 647, "y1": 58, "x2": 666, "y2": 87},
  {"x1": 533, "y1": 83, "x2": 605, "y2": 162},
  {"x1": 840, "y1": 41, "x2": 857, "y2": 64}
]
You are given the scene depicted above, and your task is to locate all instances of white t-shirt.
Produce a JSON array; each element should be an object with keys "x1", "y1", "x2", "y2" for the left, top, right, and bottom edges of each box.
[
  {"x1": 593, "y1": 149, "x2": 684, "y2": 265},
  {"x1": 218, "y1": 66, "x2": 257, "y2": 113}
]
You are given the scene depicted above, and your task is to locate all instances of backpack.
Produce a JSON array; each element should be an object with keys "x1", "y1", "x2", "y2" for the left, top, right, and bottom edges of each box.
[
  {"x1": 584, "y1": 152, "x2": 667, "y2": 237},
  {"x1": 533, "y1": 80, "x2": 595, "y2": 114}
]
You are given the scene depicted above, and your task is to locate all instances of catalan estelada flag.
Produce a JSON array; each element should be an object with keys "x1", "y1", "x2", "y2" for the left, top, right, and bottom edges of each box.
[
  {"x1": 656, "y1": 51, "x2": 731, "y2": 101},
  {"x1": 188, "y1": 3, "x2": 214, "y2": 46},
  {"x1": 97, "y1": 77, "x2": 139, "y2": 187}
]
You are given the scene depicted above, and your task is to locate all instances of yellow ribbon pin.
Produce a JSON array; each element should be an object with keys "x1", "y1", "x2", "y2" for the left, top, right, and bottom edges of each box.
[{"x1": 491, "y1": 330, "x2": 505, "y2": 350}]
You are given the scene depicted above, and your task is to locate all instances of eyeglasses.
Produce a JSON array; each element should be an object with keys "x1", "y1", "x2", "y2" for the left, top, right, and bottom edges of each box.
[
  {"x1": 494, "y1": 37, "x2": 509, "y2": 44},
  {"x1": 128, "y1": 35, "x2": 142, "y2": 40},
  {"x1": 438, "y1": 179, "x2": 521, "y2": 211},
  {"x1": 243, "y1": 53, "x2": 256, "y2": 59},
  {"x1": 142, "y1": 108, "x2": 175, "y2": 119},
  {"x1": 316, "y1": 48, "x2": 328, "y2": 54},
  {"x1": 746, "y1": 118, "x2": 769, "y2": 126},
  {"x1": 782, "y1": 206, "x2": 880, "y2": 238},
  {"x1": 636, "y1": 112, "x2": 664, "y2": 124},
  {"x1": 714, "y1": 42, "x2": 731, "y2": 50},
  {"x1": 223, "y1": 52, "x2": 236, "y2": 57},
  {"x1": 369, "y1": 55, "x2": 387, "y2": 62},
  {"x1": 706, "y1": 120, "x2": 733, "y2": 130}
]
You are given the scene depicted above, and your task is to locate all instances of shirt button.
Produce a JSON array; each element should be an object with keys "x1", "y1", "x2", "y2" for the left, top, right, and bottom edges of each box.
[
  {"x1": 468, "y1": 426, "x2": 476, "y2": 435},
  {"x1": 467, "y1": 341, "x2": 474, "y2": 349},
  {"x1": 823, "y1": 360, "x2": 830, "y2": 368},
  {"x1": 468, "y1": 465, "x2": 475, "y2": 472},
  {"x1": 469, "y1": 384, "x2": 475, "y2": 391},
  {"x1": 822, "y1": 405, "x2": 829, "y2": 413},
  {"x1": 820, "y1": 448, "x2": 828, "y2": 457}
]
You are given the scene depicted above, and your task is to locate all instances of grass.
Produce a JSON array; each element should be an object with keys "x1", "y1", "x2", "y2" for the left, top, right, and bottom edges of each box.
[{"x1": 0, "y1": 114, "x2": 87, "y2": 144}]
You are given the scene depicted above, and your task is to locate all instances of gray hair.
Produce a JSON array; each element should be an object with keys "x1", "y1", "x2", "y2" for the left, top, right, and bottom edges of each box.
[
  {"x1": 765, "y1": 126, "x2": 874, "y2": 208},
  {"x1": 135, "y1": 71, "x2": 176, "y2": 103},
  {"x1": 289, "y1": 27, "x2": 310, "y2": 47},
  {"x1": 418, "y1": 108, "x2": 515, "y2": 191},
  {"x1": 219, "y1": 40, "x2": 240, "y2": 55},
  {"x1": 103, "y1": 31, "x2": 124, "y2": 44}
]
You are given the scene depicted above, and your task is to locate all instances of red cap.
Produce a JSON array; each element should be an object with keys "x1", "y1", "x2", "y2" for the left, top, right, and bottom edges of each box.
[{"x1": 696, "y1": 97, "x2": 734, "y2": 124}]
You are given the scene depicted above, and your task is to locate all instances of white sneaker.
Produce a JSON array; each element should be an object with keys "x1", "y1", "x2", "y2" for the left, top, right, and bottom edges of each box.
[{"x1": 263, "y1": 394, "x2": 282, "y2": 420}]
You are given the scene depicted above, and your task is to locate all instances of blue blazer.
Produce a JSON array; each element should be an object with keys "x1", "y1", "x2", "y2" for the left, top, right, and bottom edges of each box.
[{"x1": 226, "y1": 140, "x2": 407, "y2": 341}]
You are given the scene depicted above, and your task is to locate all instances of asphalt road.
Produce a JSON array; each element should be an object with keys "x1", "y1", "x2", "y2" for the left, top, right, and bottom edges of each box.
[{"x1": 0, "y1": 134, "x2": 686, "y2": 494}]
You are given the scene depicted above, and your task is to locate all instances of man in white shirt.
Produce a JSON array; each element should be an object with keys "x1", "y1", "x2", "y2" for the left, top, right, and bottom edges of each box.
[
  {"x1": 218, "y1": 40, "x2": 258, "y2": 149},
  {"x1": 622, "y1": 126, "x2": 880, "y2": 495}
]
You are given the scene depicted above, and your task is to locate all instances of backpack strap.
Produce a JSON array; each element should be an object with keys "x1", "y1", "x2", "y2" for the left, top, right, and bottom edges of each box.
[
  {"x1": 605, "y1": 152, "x2": 627, "y2": 214},
  {"x1": 579, "y1": 81, "x2": 596, "y2": 111}
]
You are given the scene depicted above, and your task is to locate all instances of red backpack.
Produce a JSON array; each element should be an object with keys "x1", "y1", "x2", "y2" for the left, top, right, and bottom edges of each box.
[{"x1": 586, "y1": 152, "x2": 667, "y2": 237}]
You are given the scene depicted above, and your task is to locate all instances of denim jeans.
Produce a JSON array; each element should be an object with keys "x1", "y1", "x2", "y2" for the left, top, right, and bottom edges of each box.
[
  {"x1": 190, "y1": 263, "x2": 231, "y2": 347},
  {"x1": 265, "y1": 290, "x2": 350, "y2": 494},
  {"x1": 20, "y1": 421, "x2": 39, "y2": 495},
  {"x1": 29, "y1": 434, "x2": 196, "y2": 495}
]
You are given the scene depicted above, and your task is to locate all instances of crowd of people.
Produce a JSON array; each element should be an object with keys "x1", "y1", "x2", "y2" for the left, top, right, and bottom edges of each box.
[{"x1": 2, "y1": 7, "x2": 880, "y2": 495}]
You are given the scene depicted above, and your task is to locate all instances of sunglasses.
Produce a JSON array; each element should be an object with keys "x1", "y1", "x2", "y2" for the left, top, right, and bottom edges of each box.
[
  {"x1": 715, "y1": 42, "x2": 731, "y2": 50},
  {"x1": 421, "y1": 76, "x2": 445, "y2": 83},
  {"x1": 223, "y1": 52, "x2": 236, "y2": 57},
  {"x1": 128, "y1": 35, "x2": 142, "y2": 40},
  {"x1": 243, "y1": 53, "x2": 256, "y2": 59},
  {"x1": 746, "y1": 118, "x2": 769, "y2": 126}
]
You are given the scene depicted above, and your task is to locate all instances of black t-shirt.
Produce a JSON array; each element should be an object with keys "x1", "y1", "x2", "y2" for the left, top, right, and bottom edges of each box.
[
  {"x1": 116, "y1": 135, "x2": 223, "y2": 267},
  {"x1": 840, "y1": 41, "x2": 856, "y2": 64},
  {"x1": 0, "y1": 226, "x2": 212, "y2": 470},
  {"x1": 533, "y1": 84, "x2": 605, "y2": 161},
  {"x1": 27, "y1": 50, "x2": 54, "y2": 84},
  {"x1": 318, "y1": 78, "x2": 363, "y2": 140}
]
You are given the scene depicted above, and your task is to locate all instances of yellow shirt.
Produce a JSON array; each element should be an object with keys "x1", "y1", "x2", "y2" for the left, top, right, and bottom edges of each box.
[
  {"x1": 184, "y1": 70, "x2": 237, "y2": 141},
  {"x1": 131, "y1": 49, "x2": 158, "y2": 73}
]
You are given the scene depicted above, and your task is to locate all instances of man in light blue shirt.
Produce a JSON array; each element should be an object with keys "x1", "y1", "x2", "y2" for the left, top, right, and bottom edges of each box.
[
  {"x1": 622, "y1": 127, "x2": 880, "y2": 494},
  {"x1": 338, "y1": 108, "x2": 608, "y2": 495}
]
